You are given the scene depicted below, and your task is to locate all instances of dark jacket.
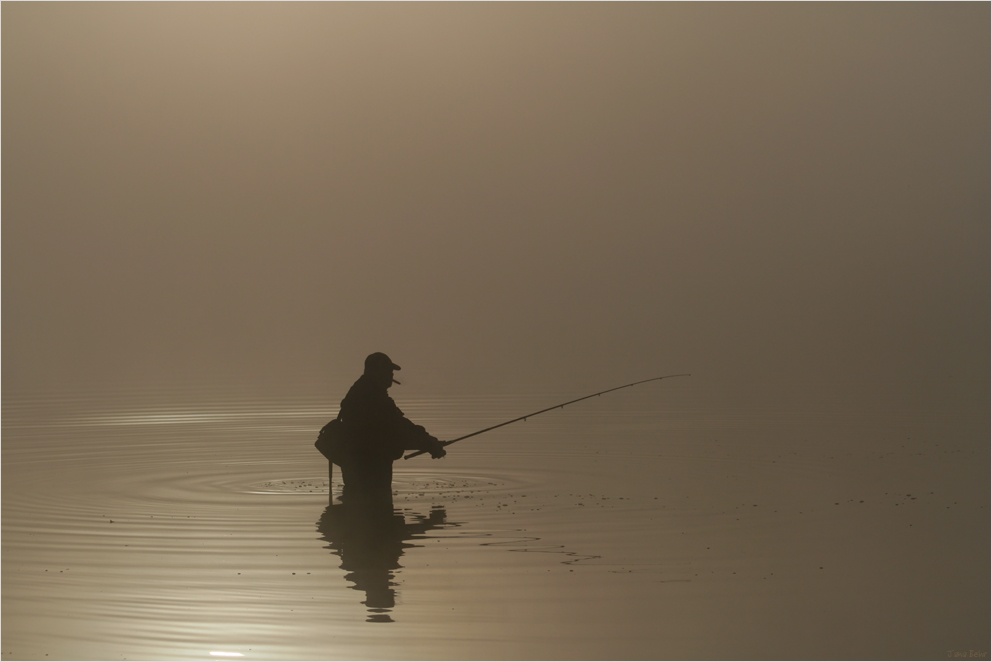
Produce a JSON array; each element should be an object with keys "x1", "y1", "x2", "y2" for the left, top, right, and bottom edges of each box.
[{"x1": 337, "y1": 374, "x2": 437, "y2": 461}]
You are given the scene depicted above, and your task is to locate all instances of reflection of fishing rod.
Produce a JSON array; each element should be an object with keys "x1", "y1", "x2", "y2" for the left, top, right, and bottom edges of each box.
[{"x1": 404, "y1": 374, "x2": 691, "y2": 460}]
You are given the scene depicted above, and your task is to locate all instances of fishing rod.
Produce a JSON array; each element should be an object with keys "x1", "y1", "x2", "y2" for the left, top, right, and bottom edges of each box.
[{"x1": 404, "y1": 373, "x2": 691, "y2": 460}]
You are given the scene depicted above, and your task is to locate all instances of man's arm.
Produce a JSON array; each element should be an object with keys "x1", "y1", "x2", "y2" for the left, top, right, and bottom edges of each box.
[{"x1": 393, "y1": 416, "x2": 446, "y2": 458}]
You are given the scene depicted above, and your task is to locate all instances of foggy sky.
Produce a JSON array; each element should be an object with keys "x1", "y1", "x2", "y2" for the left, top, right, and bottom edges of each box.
[{"x1": 3, "y1": 3, "x2": 988, "y2": 411}]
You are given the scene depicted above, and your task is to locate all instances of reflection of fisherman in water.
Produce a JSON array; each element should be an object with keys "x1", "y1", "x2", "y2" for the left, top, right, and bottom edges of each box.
[
  {"x1": 316, "y1": 502, "x2": 450, "y2": 622},
  {"x1": 332, "y1": 353, "x2": 447, "y2": 503}
]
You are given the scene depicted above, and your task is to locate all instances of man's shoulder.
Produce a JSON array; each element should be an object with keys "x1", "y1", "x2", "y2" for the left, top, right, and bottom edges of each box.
[{"x1": 343, "y1": 376, "x2": 392, "y2": 404}]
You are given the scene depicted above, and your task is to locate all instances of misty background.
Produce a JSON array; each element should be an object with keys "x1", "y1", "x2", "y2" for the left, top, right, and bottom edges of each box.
[{"x1": 3, "y1": 3, "x2": 988, "y2": 416}]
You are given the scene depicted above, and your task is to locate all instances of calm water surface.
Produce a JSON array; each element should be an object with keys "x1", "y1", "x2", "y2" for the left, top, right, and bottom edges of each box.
[{"x1": 3, "y1": 383, "x2": 987, "y2": 660}]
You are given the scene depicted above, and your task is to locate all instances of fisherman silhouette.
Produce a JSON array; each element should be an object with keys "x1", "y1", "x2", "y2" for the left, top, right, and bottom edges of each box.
[
  {"x1": 320, "y1": 353, "x2": 446, "y2": 504},
  {"x1": 316, "y1": 502, "x2": 450, "y2": 622}
]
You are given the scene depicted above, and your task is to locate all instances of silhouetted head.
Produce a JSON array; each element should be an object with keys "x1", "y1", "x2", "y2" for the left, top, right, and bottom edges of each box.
[{"x1": 364, "y1": 352, "x2": 401, "y2": 388}]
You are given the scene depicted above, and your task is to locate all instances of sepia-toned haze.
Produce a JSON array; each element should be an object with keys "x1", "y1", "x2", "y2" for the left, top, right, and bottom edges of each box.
[
  {"x1": 3, "y1": 4, "x2": 989, "y2": 660},
  {"x1": 4, "y1": 2, "x2": 987, "y2": 409}
]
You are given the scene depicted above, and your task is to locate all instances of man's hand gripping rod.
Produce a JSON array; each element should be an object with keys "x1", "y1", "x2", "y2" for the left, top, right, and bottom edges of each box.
[{"x1": 404, "y1": 373, "x2": 691, "y2": 460}]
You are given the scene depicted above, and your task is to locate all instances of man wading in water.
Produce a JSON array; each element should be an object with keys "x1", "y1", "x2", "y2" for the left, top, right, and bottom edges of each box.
[{"x1": 327, "y1": 353, "x2": 446, "y2": 502}]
